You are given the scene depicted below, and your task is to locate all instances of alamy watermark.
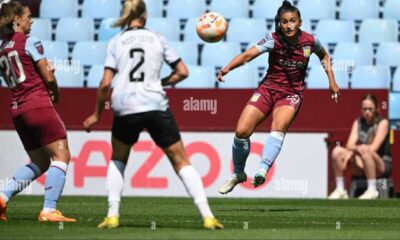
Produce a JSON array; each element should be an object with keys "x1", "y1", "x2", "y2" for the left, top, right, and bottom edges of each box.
[
  {"x1": 273, "y1": 177, "x2": 308, "y2": 195},
  {"x1": 0, "y1": 178, "x2": 32, "y2": 194},
  {"x1": 182, "y1": 97, "x2": 217, "y2": 115}
]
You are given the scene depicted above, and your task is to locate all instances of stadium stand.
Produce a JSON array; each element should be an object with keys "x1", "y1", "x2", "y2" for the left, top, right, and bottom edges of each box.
[
  {"x1": 383, "y1": 0, "x2": 400, "y2": 20},
  {"x1": 82, "y1": 0, "x2": 121, "y2": 19},
  {"x1": 390, "y1": 92, "x2": 400, "y2": 120},
  {"x1": 351, "y1": 66, "x2": 391, "y2": 89},
  {"x1": 144, "y1": 0, "x2": 164, "y2": 18},
  {"x1": 307, "y1": 66, "x2": 349, "y2": 89},
  {"x1": 55, "y1": 18, "x2": 95, "y2": 42},
  {"x1": 217, "y1": 66, "x2": 259, "y2": 89},
  {"x1": 339, "y1": 0, "x2": 380, "y2": 20},
  {"x1": 169, "y1": 41, "x2": 199, "y2": 66},
  {"x1": 226, "y1": 18, "x2": 267, "y2": 43},
  {"x1": 314, "y1": 20, "x2": 356, "y2": 43},
  {"x1": 297, "y1": 0, "x2": 336, "y2": 20},
  {"x1": 209, "y1": 0, "x2": 250, "y2": 19},
  {"x1": 146, "y1": 17, "x2": 180, "y2": 41},
  {"x1": 39, "y1": 0, "x2": 78, "y2": 19},
  {"x1": 252, "y1": 0, "x2": 288, "y2": 20},
  {"x1": 55, "y1": 66, "x2": 85, "y2": 87},
  {"x1": 358, "y1": 19, "x2": 398, "y2": 44},
  {"x1": 376, "y1": 42, "x2": 400, "y2": 68},
  {"x1": 166, "y1": 0, "x2": 207, "y2": 19},
  {"x1": 175, "y1": 65, "x2": 216, "y2": 89},
  {"x1": 98, "y1": 18, "x2": 120, "y2": 41},
  {"x1": 201, "y1": 42, "x2": 242, "y2": 68},
  {"x1": 30, "y1": 18, "x2": 52, "y2": 41},
  {"x1": 71, "y1": 41, "x2": 107, "y2": 67},
  {"x1": 333, "y1": 42, "x2": 374, "y2": 66},
  {"x1": 393, "y1": 69, "x2": 400, "y2": 92},
  {"x1": 42, "y1": 41, "x2": 69, "y2": 61}
]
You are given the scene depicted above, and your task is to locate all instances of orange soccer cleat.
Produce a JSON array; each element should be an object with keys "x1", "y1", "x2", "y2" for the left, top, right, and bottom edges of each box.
[
  {"x1": 38, "y1": 210, "x2": 76, "y2": 222},
  {"x1": 0, "y1": 196, "x2": 7, "y2": 221}
]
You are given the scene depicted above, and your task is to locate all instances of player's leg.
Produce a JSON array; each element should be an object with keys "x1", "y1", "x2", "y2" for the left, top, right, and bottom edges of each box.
[
  {"x1": 328, "y1": 147, "x2": 353, "y2": 199},
  {"x1": 358, "y1": 147, "x2": 385, "y2": 199}
]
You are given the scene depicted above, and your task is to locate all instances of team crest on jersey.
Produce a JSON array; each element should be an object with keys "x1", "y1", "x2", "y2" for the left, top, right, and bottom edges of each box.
[
  {"x1": 303, "y1": 46, "x2": 311, "y2": 57},
  {"x1": 250, "y1": 93, "x2": 261, "y2": 102},
  {"x1": 34, "y1": 41, "x2": 44, "y2": 54}
]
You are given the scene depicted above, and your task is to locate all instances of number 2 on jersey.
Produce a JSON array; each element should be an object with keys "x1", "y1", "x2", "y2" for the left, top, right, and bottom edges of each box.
[
  {"x1": 130, "y1": 48, "x2": 145, "y2": 82},
  {"x1": 0, "y1": 50, "x2": 26, "y2": 88}
]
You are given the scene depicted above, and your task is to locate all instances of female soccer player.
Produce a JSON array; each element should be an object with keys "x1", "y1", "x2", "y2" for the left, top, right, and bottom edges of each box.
[
  {"x1": 0, "y1": 1, "x2": 75, "y2": 222},
  {"x1": 329, "y1": 94, "x2": 391, "y2": 199},
  {"x1": 83, "y1": 0, "x2": 223, "y2": 230},
  {"x1": 218, "y1": 0, "x2": 340, "y2": 194}
]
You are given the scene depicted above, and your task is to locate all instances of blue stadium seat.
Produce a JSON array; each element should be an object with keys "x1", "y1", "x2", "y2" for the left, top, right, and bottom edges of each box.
[
  {"x1": 72, "y1": 41, "x2": 107, "y2": 67},
  {"x1": 339, "y1": 0, "x2": 379, "y2": 20},
  {"x1": 218, "y1": 66, "x2": 259, "y2": 89},
  {"x1": 42, "y1": 41, "x2": 69, "y2": 62},
  {"x1": 297, "y1": 0, "x2": 335, "y2": 20},
  {"x1": 98, "y1": 18, "x2": 120, "y2": 41},
  {"x1": 209, "y1": 0, "x2": 249, "y2": 19},
  {"x1": 82, "y1": 0, "x2": 121, "y2": 19},
  {"x1": 227, "y1": 18, "x2": 267, "y2": 43},
  {"x1": 393, "y1": 69, "x2": 400, "y2": 92},
  {"x1": 144, "y1": 0, "x2": 163, "y2": 18},
  {"x1": 183, "y1": 18, "x2": 203, "y2": 43},
  {"x1": 55, "y1": 66, "x2": 84, "y2": 87},
  {"x1": 333, "y1": 42, "x2": 373, "y2": 67},
  {"x1": 56, "y1": 18, "x2": 95, "y2": 42},
  {"x1": 40, "y1": 0, "x2": 78, "y2": 18},
  {"x1": 307, "y1": 66, "x2": 349, "y2": 89},
  {"x1": 252, "y1": 0, "x2": 284, "y2": 20},
  {"x1": 376, "y1": 42, "x2": 400, "y2": 68},
  {"x1": 383, "y1": 0, "x2": 400, "y2": 20},
  {"x1": 87, "y1": 65, "x2": 104, "y2": 88},
  {"x1": 389, "y1": 93, "x2": 400, "y2": 120},
  {"x1": 175, "y1": 65, "x2": 215, "y2": 88},
  {"x1": 246, "y1": 50, "x2": 269, "y2": 71},
  {"x1": 351, "y1": 66, "x2": 390, "y2": 89},
  {"x1": 307, "y1": 42, "x2": 329, "y2": 67},
  {"x1": 201, "y1": 42, "x2": 241, "y2": 68},
  {"x1": 359, "y1": 19, "x2": 398, "y2": 44},
  {"x1": 30, "y1": 18, "x2": 52, "y2": 40},
  {"x1": 169, "y1": 41, "x2": 198, "y2": 65},
  {"x1": 166, "y1": 0, "x2": 206, "y2": 19},
  {"x1": 300, "y1": 19, "x2": 312, "y2": 33},
  {"x1": 315, "y1": 20, "x2": 355, "y2": 43},
  {"x1": 146, "y1": 18, "x2": 180, "y2": 41}
]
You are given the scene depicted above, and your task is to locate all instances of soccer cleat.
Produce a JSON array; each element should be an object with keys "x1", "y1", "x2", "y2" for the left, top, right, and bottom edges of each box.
[
  {"x1": 38, "y1": 210, "x2": 77, "y2": 222},
  {"x1": 252, "y1": 169, "x2": 267, "y2": 187},
  {"x1": 97, "y1": 216, "x2": 119, "y2": 229},
  {"x1": 203, "y1": 217, "x2": 224, "y2": 230},
  {"x1": 358, "y1": 189, "x2": 379, "y2": 200},
  {"x1": 0, "y1": 196, "x2": 7, "y2": 221},
  {"x1": 219, "y1": 173, "x2": 247, "y2": 194},
  {"x1": 328, "y1": 188, "x2": 349, "y2": 199}
]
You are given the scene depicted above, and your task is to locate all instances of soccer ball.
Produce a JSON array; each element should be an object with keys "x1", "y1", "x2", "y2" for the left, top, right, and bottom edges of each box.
[{"x1": 196, "y1": 12, "x2": 228, "y2": 43}]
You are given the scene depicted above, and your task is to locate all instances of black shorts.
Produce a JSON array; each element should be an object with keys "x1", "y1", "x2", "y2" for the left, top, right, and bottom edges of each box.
[{"x1": 112, "y1": 108, "x2": 181, "y2": 148}]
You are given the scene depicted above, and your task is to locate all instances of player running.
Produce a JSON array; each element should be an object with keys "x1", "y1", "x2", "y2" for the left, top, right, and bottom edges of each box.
[
  {"x1": 83, "y1": 0, "x2": 223, "y2": 230},
  {"x1": 0, "y1": 1, "x2": 75, "y2": 222},
  {"x1": 218, "y1": 0, "x2": 340, "y2": 194}
]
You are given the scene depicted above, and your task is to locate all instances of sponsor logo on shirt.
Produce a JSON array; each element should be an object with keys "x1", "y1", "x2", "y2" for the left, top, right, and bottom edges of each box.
[{"x1": 303, "y1": 46, "x2": 311, "y2": 57}]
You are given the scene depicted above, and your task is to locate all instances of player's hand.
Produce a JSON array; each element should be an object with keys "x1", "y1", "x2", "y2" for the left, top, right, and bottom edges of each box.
[
  {"x1": 47, "y1": 60, "x2": 55, "y2": 73},
  {"x1": 83, "y1": 114, "x2": 99, "y2": 132},
  {"x1": 217, "y1": 67, "x2": 229, "y2": 82},
  {"x1": 329, "y1": 82, "x2": 340, "y2": 103},
  {"x1": 343, "y1": 150, "x2": 354, "y2": 167}
]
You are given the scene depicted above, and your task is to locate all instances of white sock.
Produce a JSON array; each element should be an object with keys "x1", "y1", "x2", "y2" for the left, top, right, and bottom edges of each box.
[
  {"x1": 367, "y1": 179, "x2": 377, "y2": 191},
  {"x1": 178, "y1": 165, "x2": 214, "y2": 219},
  {"x1": 43, "y1": 207, "x2": 56, "y2": 213},
  {"x1": 106, "y1": 160, "x2": 125, "y2": 217},
  {"x1": 335, "y1": 177, "x2": 345, "y2": 191}
]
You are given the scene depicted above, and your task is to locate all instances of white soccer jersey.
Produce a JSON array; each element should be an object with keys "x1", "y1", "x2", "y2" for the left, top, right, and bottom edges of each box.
[{"x1": 104, "y1": 27, "x2": 180, "y2": 116}]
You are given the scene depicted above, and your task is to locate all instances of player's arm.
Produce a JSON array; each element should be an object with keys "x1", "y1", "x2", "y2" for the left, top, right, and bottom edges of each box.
[
  {"x1": 346, "y1": 120, "x2": 359, "y2": 151},
  {"x1": 315, "y1": 47, "x2": 340, "y2": 103},
  {"x1": 35, "y1": 59, "x2": 59, "y2": 103},
  {"x1": 368, "y1": 119, "x2": 389, "y2": 152},
  {"x1": 161, "y1": 60, "x2": 189, "y2": 86}
]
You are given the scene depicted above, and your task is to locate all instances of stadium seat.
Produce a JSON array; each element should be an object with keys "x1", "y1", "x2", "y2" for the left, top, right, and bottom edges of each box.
[
  {"x1": 246, "y1": 50, "x2": 269, "y2": 71},
  {"x1": 82, "y1": 0, "x2": 121, "y2": 19},
  {"x1": 307, "y1": 42, "x2": 329, "y2": 67},
  {"x1": 56, "y1": 18, "x2": 95, "y2": 42},
  {"x1": 146, "y1": 18, "x2": 180, "y2": 41},
  {"x1": 175, "y1": 65, "x2": 215, "y2": 88},
  {"x1": 333, "y1": 42, "x2": 374, "y2": 67},
  {"x1": 72, "y1": 41, "x2": 107, "y2": 67},
  {"x1": 166, "y1": 0, "x2": 206, "y2": 19},
  {"x1": 389, "y1": 93, "x2": 400, "y2": 120},
  {"x1": 55, "y1": 66, "x2": 84, "y2": 87},
  {"x1": 30, "y1": 18, "x2": 52, "y2": 40},
  {"x1": 183, "y1": 18, "x2": 204, "y2": 43},
  {"x1": 393, "y1": 69, "x2": 400, "y2": 92},
  {"x1": 300, "y1": 19, "x2": 312, "y2": 33},
  {"x1": 218, "y1": 66, "x2": 259, "y2": 89},
  {"x1": 98, "y1": 18, "x2": 120, "y2": 41},
  {"x1": 297, "y1": 0, "x2": 335, "y2": 20},
  {"x1": 252, "y1": 0, "x2": 284, "y2": 20},
  {"x1": 42, "y1": 41, "x2": 69, "y2": 62},
  {"x1": 376, "y1": 42, "x2": 400, "y2": 68},
  {"x1": 87, "y1": 65, "x2": 105, "y2": 88},
  {"x1": 40, "y1": 0, "x2": 78, "y2": 18},
  {"x1": 144, "y1": 0, "x2": 163, "y2": 18},
  {"x1": 339, "y1": 0, "x2": 379, "y2": 20},
  {"x1": 383, "y1": 0, "x2": 400, "y2": 20},
  {"x1": 351, "y1": 66, "x2": 390, "y2": 89},
  {"x1": 169, "y1": 41, "x2": 198, "y2": 66},
  {"x1": 307, "y1": 66, "x2": 349, "y2": 89},
  {"x1": 209, "y1": 0, "x2": 249, "y2": 19},
  {"x1": 315, "y1": 20, "x2": 355, "y2": 43},
  {"x1": 227, "y1": 18, "x2": 267, "y2": 43},
  {"x1": 359, "y1": 19, "x2": 398, "y2": 44},
  {"x1": 201, "y1": 42, "x2": 241, "y2": 68}
]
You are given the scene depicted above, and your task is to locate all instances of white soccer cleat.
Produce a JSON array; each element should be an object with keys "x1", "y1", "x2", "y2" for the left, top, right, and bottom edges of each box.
[
  {"x1": 358, "y1": 189, "x2": 379, "y2": 200},
  {"x1": 218, "y1": 173, "x2": 247, "y2": 194},
  {"x1": 328, "y1": 188, "x2": 349, "y2": 199}
]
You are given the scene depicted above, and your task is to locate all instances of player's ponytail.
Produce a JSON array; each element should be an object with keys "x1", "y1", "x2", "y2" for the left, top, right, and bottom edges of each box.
[
  {"x1": 113, "y1": 0, "x2": 147, "y2": 28},
  {"x1": 0, "y1": 1, "x2": 24, "y2": 31}
]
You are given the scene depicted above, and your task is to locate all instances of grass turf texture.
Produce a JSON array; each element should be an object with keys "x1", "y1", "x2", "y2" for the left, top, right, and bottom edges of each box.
[{"x1": 0, "y1": 196, "x2": 399, "y2": 239}]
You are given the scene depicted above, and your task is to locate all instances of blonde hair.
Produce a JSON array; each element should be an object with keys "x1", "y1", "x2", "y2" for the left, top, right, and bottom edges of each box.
[
  {"x1": 0, "y1": 1, "x2": 25, "y2": 31},
  {"x1": 113, "y1": 0, "x2": 147, "y2": 28}
]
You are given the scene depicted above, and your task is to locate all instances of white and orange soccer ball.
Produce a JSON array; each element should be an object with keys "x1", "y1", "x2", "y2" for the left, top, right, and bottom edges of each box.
[{"x1": 196, "y1": 12, "x2": 228, "y2": 43}]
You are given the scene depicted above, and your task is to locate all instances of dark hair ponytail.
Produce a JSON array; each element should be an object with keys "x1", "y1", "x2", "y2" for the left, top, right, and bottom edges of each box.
[{"x1": 274, "y1": 0, "x2": 301, "y2": 56}]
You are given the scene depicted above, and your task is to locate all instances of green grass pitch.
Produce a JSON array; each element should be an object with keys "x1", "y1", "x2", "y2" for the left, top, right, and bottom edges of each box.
[{"x1": 0, "y1": 196, "x2": 399, "y2": 239}]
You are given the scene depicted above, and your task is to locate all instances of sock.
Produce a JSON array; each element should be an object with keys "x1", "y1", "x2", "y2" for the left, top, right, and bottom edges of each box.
[
  {"x1": 43, "y1": 161, "x2": 68, "y2": 212},
  {"x1": 107, "y1": 160, "x2": 126, "y2": 217},
  {"x1": 259, "y1": 131, "x2": 285, "y2": 172},
  {"x1": 335, "y1": 177, "x2": 345, "y2": 191},
  {"x1": 367, "y1": 179, "x2": 377, "y2": 191},
  {"x1": 1, "y1": 163, "x2": 41, "y2": 203},
  {"x1": 232, "y1": 137, "x2": 250, "y2": 174},
  {"x1": 178, "y1": 165, "x2": 214, "y2": 219}
]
